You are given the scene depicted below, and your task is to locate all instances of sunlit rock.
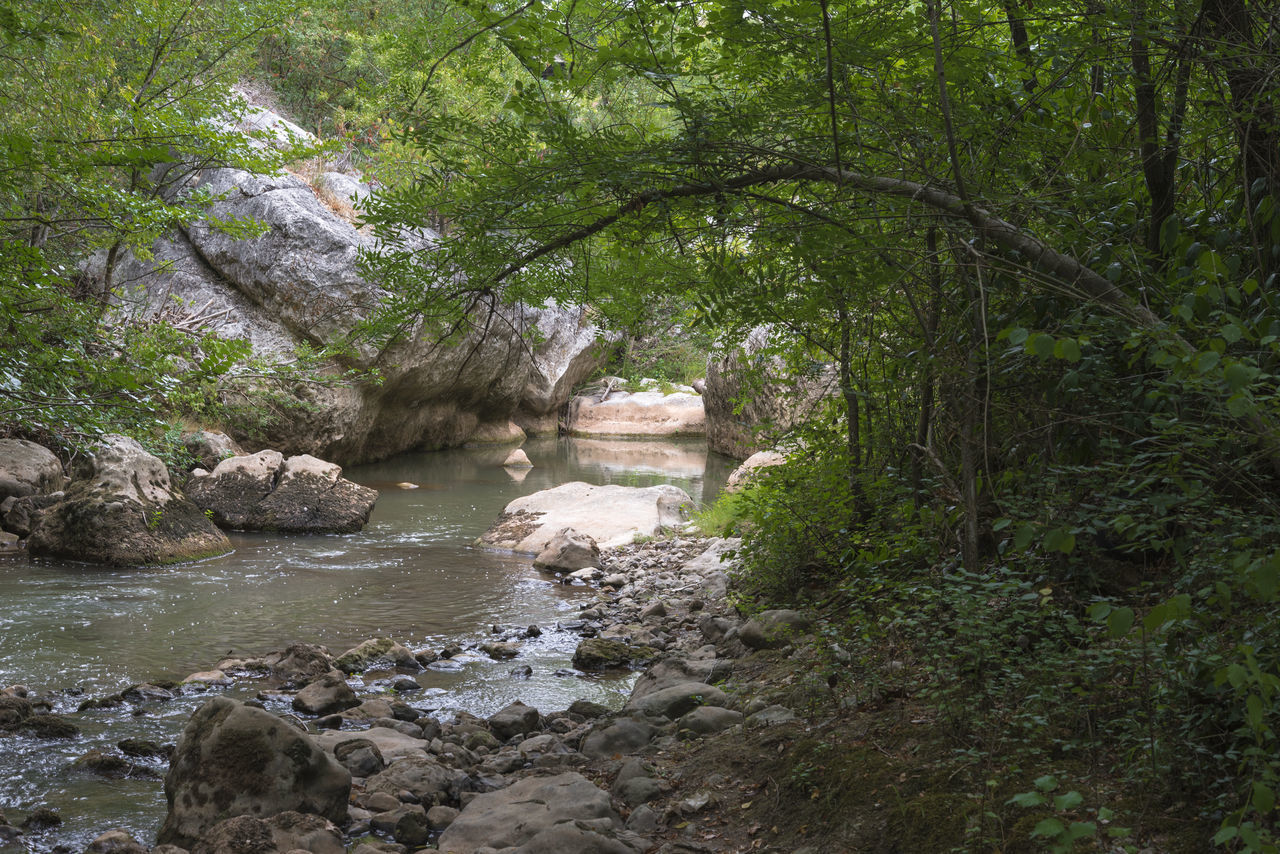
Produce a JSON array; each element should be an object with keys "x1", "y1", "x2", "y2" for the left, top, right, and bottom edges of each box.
[{"x1": 479, "y1": 482, "x2": 692, "y2": 553}]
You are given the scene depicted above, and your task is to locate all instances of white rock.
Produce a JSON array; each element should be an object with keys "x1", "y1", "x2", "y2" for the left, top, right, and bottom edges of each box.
[{"x1": 479, "y1": 482, "x2": 693, "y2": 553}]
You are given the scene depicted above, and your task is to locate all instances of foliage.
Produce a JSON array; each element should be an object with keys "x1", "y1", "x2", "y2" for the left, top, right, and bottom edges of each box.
[{"x1": 0, "y1": 0, "x2": 332, "y2": 448}]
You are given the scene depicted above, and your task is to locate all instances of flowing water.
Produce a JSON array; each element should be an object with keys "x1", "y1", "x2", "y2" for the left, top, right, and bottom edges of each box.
[{"x1": 0, "y1": 437, "x2": 732, "y2": 852}]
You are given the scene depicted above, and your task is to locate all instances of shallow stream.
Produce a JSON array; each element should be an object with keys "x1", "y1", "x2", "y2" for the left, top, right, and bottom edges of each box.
[{"x1": 0, "y1": 437, "x2": 731, "y2": 852}]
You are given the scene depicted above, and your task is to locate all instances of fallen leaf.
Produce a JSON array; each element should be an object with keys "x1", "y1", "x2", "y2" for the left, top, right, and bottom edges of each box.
[{"x1": 741, "y1": 801, "x2": 753, "y2": 809}]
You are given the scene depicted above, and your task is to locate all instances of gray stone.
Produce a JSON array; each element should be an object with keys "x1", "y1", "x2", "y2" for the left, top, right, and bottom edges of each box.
[
  {"x1": 182, "y1": 431, "x2": 245, "y2": 472},
  {"x1": 84, "y1": 828, "x2": 148, "y2": 853},
  {"x1": 746, "y1": 705, "x2": 798, "y2": 727},
  {"x1": 676, "y1": 706, "x2": 743, "y2": 737},
  {"x1": 333, "y1": 738, "x2": 386, "y2": 777},
  {"x1": 333, "y1": 637, "x2": 419, "y2": 673},
  {"x1": 94, "y1": 159, "x2": 606, "y2": 467},
  {"x1": 533, "y1": 527, "x2": 600, "y2": 571},
  {"x1": 488, "y1": 701, "x2": 540, "y2": 741},
  {"x1": 364, "y1": 755, "x2": 466, "y2": 804},
  {"x1": 581, "y1": 718, "x2": 657, "y2": 759},
  {"x1": 291, "y1": 674, "x2": 359, "y2": 715},
  {"x1": 157, "y1": 698, "x2": 350, "y2": 849},
  {"x1": 427, "y1": 804, "x2": 459, "y2": 829},
  {"x1": 740, "y1": 609, "x2": 811, "y2": 650},
  {"x1": 0, "y1": 439, "x2": 64, "y2": 501},
  {"x1": 436, "y1": 772, "x2": 621, "y2": 853},
  {"x1": 628, "y1": 658, "x2": 733, "y2": 701},
  {"x1": 370, "y1": 804, "x2": 430, "y2": 846},
  {"x1": 565, "y1": 390, "x2": 705, "y2": 438},
  {"x1": 615, "y1": 776, "x2": 663, "y2": 806},
  {"x1": 704, "y1": 326, "x2": 838, "y2": 458},
  {"x1": 625, "y1": 682, "x2": 730, "y2": 720},
  {"x1": 573, "y1": 638, "x2": 655, "y2": 672}
]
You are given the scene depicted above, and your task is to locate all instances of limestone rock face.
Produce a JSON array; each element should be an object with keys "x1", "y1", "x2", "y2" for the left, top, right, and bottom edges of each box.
[
  {"x1": 566, "y1": 390, "x2": 705, "y2": 438},
  {"x1": 704, "y1": 326, "x2": 837, "y2": 459},
  {"x1": 187, "y1": 451, "x2": 377, "y2": 533},
  {"x1": 157, "y1": 697, "x2": 350, "y2": 849},
  {"x1": 27, "y1": 435, "x2": 230, "y2": 565},
  {"x1": 435, "y1": 772, "x2": 624, "y2": 854},
  {"x1": 98, "y1": 155, "x2": 605, "y2": 466},
  {"x1": 0, "y1": 439, "x2": 65, "y2": 500},
  {"x1": 479, "y1": 482, "x2": 693, "y2": 553}
]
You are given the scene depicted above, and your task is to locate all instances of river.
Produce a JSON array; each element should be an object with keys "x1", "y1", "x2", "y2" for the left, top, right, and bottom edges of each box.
[{"x1": 0, "y1": 437, "x2": 731, "y2": 852}]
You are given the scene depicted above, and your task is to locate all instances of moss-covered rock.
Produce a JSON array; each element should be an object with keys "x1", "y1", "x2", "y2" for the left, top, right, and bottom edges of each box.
[{"x1": 27, "y1": 435, "x2": 230, "y2": 566}]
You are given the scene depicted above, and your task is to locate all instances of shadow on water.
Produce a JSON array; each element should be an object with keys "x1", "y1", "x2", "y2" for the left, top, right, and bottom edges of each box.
[{"x1": 0, "y1": 436, "x2": 731, "y2": 852}]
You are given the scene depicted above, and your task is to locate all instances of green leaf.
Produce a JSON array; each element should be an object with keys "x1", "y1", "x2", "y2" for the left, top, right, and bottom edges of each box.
[
  {"x1": 1143, "y1": 603, "x2": 1170, "y2": 633},
  {"x1": 1030, "y1": 817, "x2": 1065, "y2": 838},
  {"x1": 1254, "y1": 782, "x2": 1276, "y2": 813},
  {"x1": 1194, "y1": 350, "x2": 1221, "y2": 373},
  {"x1": 1067, "y1": 821, "x2": 1097, "y2": 840},
  {"x1": 1007, "y1": 791, "x2": 1047, "y2": 807},
  {"x1": 1108, "y1": 607, "x2": 1135, "y2": 638},
  {"x1": 1043, "y1": 527, "x2": 1076, "y2": 554},
  {"x1": 1053, "y1": 790, "x2": 1083, "y2": 810},
  {"x1": 1228, "y1": 393, "x2": 1256, "y2": 418},
  {"x1": 1087, "y1": 602, "x2": 1113, "y2": 621},
  {"x1": 1006, "y1": 327, "x2": 1029, "y2": 346},
  {"x1": 1213, "y1": 825, "x2": 1239, "y2": 845},
  {"x1": 1246, "y1": 694, "x2": 1264, "y2": 730},
  {"x1": 1033, "y1": 774, "x2": 1059, "y2": 792},
  {"x1": 1054, "y1": 337, "x2": 1082, "y2": 362},
  {"x1": 1027, "y1": 332, "x2": 1055, "y2": 359},
  {"x1": 1226, "y1": 362, "x2": 1254, "y2": 392},
  {"x1": 1013, "y1": 524, "x2": 1037, "y2": 550}
]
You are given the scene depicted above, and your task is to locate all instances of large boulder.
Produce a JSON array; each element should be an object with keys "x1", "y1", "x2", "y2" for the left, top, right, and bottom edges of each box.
[
  {"x1": 740, "y1": 609, "x2": 812, "y2": 650},
  {"x1": 26, "y1": 435, "x2": 230, "y2": 565},
  {"x1": 565, "y1": 389, "x2": 705, "y2": 438},
  {"x1": 435, "y1": 772, "x2": 625, "y2": 854},
  {"x1": 157, "y1": 697, "x2": 350, "y2": 849},
  {"x1": 704, "y1": 326, "x2": 838, "y2": 459},
  {"x1": 0, "y1": 439, "x2": 64, "y2": 500},
  {"x1": 187, "y1": 451, "x2": 377, "y2": 533},
  {"x1": 724, "y1": 449, "x2": 787, "y2": 492},
  {"x1": 479, "y1": 482, "x2": 692, "y2": 553}
]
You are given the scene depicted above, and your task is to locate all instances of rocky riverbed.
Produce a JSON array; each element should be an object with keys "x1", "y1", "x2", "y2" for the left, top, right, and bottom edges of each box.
[{"x1": 0, "y1": 533, "x2": 840, "y2": 854}]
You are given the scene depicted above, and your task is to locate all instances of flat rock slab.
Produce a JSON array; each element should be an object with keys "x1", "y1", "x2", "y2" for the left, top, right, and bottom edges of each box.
[
  {"x1": 436, "y1": 772, "x2": 621, "y2": 853},
  {"x1": 313, "y1": 728, "x2": 430, "y2": 763},
  {"x1": 478, "y1": 482, "x2": 693, "y2": 553},
  {"x1": 566, "y1": 391, "x2": 705, "y2": 438}
]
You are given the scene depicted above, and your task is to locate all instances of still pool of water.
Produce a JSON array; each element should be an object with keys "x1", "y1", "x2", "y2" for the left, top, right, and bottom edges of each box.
[{"x1": 0, "y1": 437, "x2": 732, "y2": 852}]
